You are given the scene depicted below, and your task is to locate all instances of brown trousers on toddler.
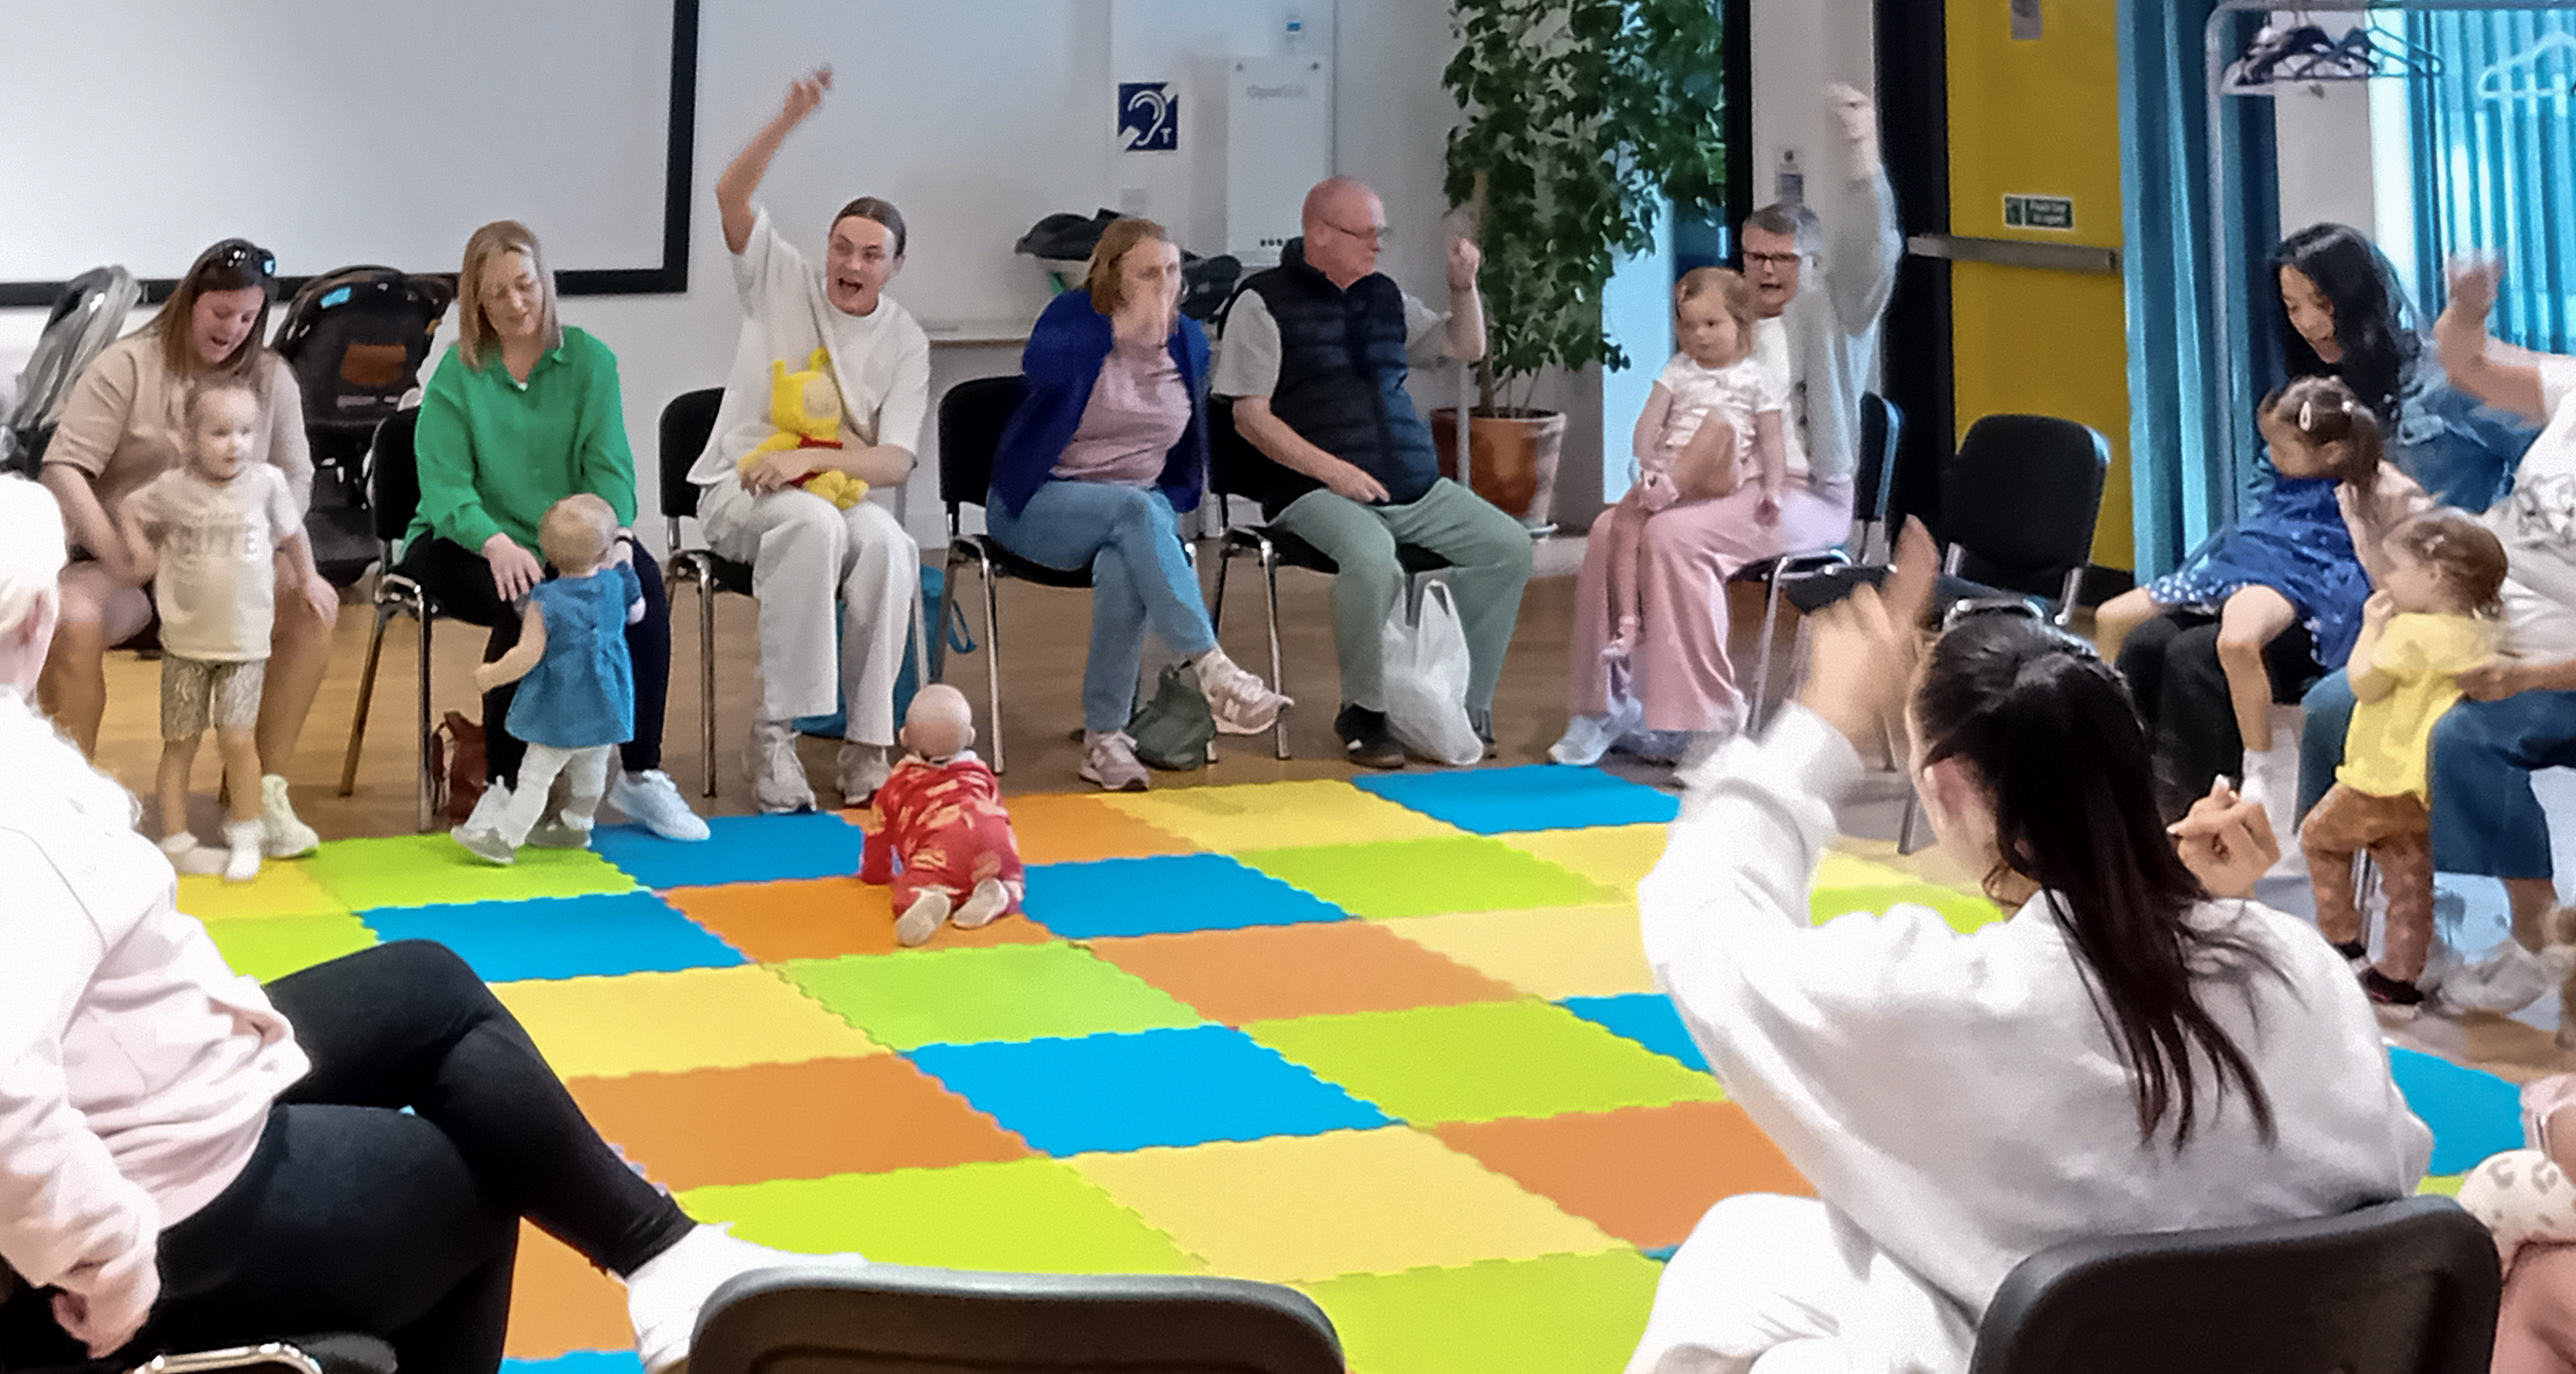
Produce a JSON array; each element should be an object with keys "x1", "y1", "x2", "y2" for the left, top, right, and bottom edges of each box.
[{"x1": 2300, "y1": 783, "x2": 2435, "y2": 982}]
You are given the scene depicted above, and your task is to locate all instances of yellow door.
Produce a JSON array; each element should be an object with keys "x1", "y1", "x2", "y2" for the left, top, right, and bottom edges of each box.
[{"x1": 1945, "y1": 0, "x2": 2133, "y2": 570}]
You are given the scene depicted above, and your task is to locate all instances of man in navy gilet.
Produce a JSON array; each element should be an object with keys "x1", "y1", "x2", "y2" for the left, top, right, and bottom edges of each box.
[{"x1": 1213, "y1": 177, "x2": 1534, "y2": 769}]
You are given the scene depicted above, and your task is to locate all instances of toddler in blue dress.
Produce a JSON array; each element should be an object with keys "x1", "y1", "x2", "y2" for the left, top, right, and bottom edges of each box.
[
  {"x1": 2096, "y1": 375, "x2": 2427, "y2": 773},
  {"x1": 454, "y1": 494, "x2": 644, "y2": 864}
]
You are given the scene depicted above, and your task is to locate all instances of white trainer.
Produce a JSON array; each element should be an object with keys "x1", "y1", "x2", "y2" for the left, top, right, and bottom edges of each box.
[
  {"x1": 751, "y1": 718, "x2": 816, "y2": 814},
  {"x1": 838, "y1": 741, "x2": 892, "y2": 809},
  {"x1": 1193, "y1": 649, "x2": 1291, "y2": 736},
  {"x1": 624, "y1": 1224, "x2": 866, "y2": 1374},
  {"x1": 1080, "y1": 730, "x2": 1150, "y2": 792},
  {"x1": 605, "y1": 769, "x2": 712, "y2": 841}
]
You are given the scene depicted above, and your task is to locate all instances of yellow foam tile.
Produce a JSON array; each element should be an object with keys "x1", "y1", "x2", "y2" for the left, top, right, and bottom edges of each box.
[
  {"x1": 1816, "y1": 849, "x2": 1946, "y2": 892},
  {"x1": 1502, "y1": 825, "x2": 1669, "y2": 893},
  {"x1": 1380, "y1": 904, "x2": 1655, "y2": 1000},
  {"x1": 175, "y1": 864, "x2": 349, "y2": 921},
  {"x1": 1097, "y1": 779, "x2": 1462, "y2": 851},
  {"x1": 494, "y1": 965, "x2": 888, "y2": 1079},
  {"x1": 1068, "y1": 1127, "x2": 1621, "y2": 1282}
]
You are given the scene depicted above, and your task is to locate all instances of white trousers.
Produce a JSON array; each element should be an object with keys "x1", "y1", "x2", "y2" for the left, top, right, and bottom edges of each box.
[
  {"x1": 497, "y1": 743, "x2": 612, "y2": 847},
  {"x1": 700, "y1": 477, "x2": 919, "y2": 746},
  {"x1": 1626, "y1": 1195, "x2": 1971, "y2": 1374}
]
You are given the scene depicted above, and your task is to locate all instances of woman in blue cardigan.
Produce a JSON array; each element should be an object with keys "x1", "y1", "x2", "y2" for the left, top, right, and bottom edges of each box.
[{"x1": 986, "y1": 218, "x2": 1288, "y2": 791}]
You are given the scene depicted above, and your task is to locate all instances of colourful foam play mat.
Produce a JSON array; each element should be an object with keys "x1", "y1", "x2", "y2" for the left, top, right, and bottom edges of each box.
[{"x1": 182, "y1": 767, "x2": 2518, "y2": 1374}]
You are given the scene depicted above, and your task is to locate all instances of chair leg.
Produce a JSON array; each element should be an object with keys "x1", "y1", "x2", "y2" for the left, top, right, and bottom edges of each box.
[
  {"x1": 935, "y1": 554, "x2": 963, "y2": 684},
  {"x1": 976, "y1": 551, "x2": 1006, "y2": 774},
  {"x1": 339, "y1": 604, "x2": 393, "y2": 797},
  {"x1": 1897, "y1": 785, "x2": 1929, "y2": 856},
  {"x1": 1211, "y1": 543, "x2": 1231, "y2": 638},
  {"x1": 1261, "y1": 552, "x2": 1289, "y2": 761},
  {"x1": 700, "y1": 582, "x2": 719, "y2": 798},
  {"x1": 1750, "y1": 566, "x2": 1787, "y2": 734},
  {"x1": 910, "y1": 566, "x2": 934, "y2": 690},
  {"x1": 416, "y1": 611, "x2": 436, "y2": 835}
]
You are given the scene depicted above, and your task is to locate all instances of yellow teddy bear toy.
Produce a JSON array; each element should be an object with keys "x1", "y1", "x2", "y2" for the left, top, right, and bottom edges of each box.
[{"x1": 737, "y1": 347, "x2": 869, "y2": 508}]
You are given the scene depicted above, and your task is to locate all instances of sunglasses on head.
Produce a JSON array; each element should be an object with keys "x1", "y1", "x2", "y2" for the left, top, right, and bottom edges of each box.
[
  {"x1": 1940, "y1": 596, "x2": 2044, "y2": 631},
  {"x1": 210, "y1": 240, "x2": 277, "y2": 278}
]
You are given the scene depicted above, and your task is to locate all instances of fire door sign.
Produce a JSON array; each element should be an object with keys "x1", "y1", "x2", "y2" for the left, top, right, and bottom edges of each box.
[{"x1": 2002, "y1": 194, "x2": 2075, "y2": 232}]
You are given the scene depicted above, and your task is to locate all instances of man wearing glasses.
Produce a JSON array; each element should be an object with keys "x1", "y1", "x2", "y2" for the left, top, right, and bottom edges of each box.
[{"x1": 1216, "y1": 177, "x2": 1532, "y2": 770}]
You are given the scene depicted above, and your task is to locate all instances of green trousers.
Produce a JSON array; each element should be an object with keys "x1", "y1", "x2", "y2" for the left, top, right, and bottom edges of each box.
[{"x1": 1270, "y1": 478, "x2": 1534, "y2": 715}]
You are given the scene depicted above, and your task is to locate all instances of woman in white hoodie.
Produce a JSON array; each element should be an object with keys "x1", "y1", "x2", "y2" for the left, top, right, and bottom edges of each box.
[
  {"x1": 0, "y1": 478, "x2": 840, "y2": 1374},
  {"x1": 1624, "y1": 524, "x2": 2433, "y2": 1374}
]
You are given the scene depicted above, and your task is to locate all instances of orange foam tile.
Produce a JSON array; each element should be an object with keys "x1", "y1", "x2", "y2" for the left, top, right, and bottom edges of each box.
[
  {"x1": 1431, "y1": 1101, "x2": 1810, "y2": 1249},
  {"x1": 569, "y1": 1056, "x2": 1033, "y2": 1190},
  {"x1": 1089, "y1": 922, "x2": 1523, "y2": 1024},
  {"x1": 988, "y1": 792, "x2": 1202, "y2": 865},
  {"x1": 665, "y1": 877, "x2": 1053, "y2": 962},
  {"x1": 503, "y1": 1222, "x2": 631, "y2": 1359}
]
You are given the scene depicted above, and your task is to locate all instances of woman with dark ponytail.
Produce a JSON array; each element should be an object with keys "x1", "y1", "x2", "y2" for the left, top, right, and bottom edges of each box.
[{"x1": 1623, "y1": 525, "x2": 2431, "y2": 1374}]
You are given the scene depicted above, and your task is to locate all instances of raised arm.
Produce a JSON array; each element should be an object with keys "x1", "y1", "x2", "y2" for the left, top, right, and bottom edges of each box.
[
  {"x1": 1819, "y1": 85, "x2": 1902, "y2": 338},
  {"x1": 716, "y1": 67, "x2": 832, "y2": 256},
  {"x1": 1445, "y1": 237, "x2": 1486, "y2": 364},
  {"x1": 2436, "y1": 261, "x2": 2548, "y2": 423}
]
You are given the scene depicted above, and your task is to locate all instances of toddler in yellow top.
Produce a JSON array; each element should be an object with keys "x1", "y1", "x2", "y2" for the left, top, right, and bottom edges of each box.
[{"x1": 2300, "y1": 508, "x2": 2510, "y2": 1011}]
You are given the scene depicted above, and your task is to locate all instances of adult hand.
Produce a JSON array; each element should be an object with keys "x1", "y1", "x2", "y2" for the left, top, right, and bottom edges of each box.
[
  {"x1": 1320, "y1": 458, "x2": 1392, "y2": 505},
  {"x1": 2447, "y1": 258, "x2": 2500, "y2": 325},
  {"x1": 782, "y1": 66, "x2": 833, "y2": 123},
  {"x1": 1827, "y1": 82, "x2": 1881, "y2": 176},
  {"x1": 109, "y1": 535, "x2": 156, "y2": 589},
  {"x1": 2459, "y1": 660, "x2": 2531, "y2": 702},
  {"x1": 1754, "y1": 493, "x2": 1782, "y2": 528},
  {"x1": 482, "y1": 534, "x2": 544, "y2": 602},
  {"x1": 742, "y1": 446, "x2": 820, "y2": 496},
  {"x1": 1447, "y1": 237, "x2": 1483, "y2": 294},
  {"x1": 301, "y1": 566, "x2": 337, "y2": 624},
  {"x1": 2168, "y1": 777, "x2": 2279, "y2": 899},
  {"x1": 51, "y1": 1245, "x2": 157, "y2": 1358},
  {"x1": 1796, "y1": 517, "x2": 1936, "y2": 751},
  {"x1": 606, "y1": 532, "x2": 636, "y2": 568}
]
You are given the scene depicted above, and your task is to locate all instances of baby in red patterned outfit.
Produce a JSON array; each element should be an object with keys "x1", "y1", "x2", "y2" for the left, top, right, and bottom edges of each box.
[{"x1": 859, "y1": 684, "x2": 1027, "y2": 945}]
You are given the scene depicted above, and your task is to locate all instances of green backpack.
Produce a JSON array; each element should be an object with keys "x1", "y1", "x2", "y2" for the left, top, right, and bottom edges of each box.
[{"x1": 1125, "y1": 664, "x2": 1215, "y2": 770}]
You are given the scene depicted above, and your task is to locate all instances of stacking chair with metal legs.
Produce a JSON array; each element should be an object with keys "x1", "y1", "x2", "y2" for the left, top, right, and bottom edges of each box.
[
  {"x1": 1731, "y1": 391, "x2": 1905, "y2": 731},
  {"x1": 335, "y1": 408, "x2": 451, "y2": 833}
]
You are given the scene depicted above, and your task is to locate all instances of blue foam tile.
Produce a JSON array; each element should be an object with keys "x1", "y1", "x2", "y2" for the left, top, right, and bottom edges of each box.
[
  {"x1": 1022, "y1": 854, "x2": 1351, "y2": 939},
  {"x1": 905, "y1": 1025, "x2": 1390, "y2": 1156},
  {"x1": 504, "y1": 1354, "x2": 641, "y2": 1374},
  {"x1": 362, "y1": 891, "x2": 748, "y2": 983},
  {"x1": 592, "y1": 813, "x2": 866, "y2": 890},
  {"x1": 1639, "y1": 1244, "x2": 1679, "y2": 1263},
  {"x1": 2388, "y1": 1045, "x2": 2524, "y2": 1176},
  {"x1": 1561, "y1": 993, "x2": 1709, "y2": 1073},
  {"x1": 1351, "y1": 765, "x2": 1679, "y2": 835}
]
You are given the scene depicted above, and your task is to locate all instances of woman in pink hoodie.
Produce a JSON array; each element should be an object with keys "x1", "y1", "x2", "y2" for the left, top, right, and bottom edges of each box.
[{"x1": 0, "y1": 479, "x2": 841, "y2": 1374}]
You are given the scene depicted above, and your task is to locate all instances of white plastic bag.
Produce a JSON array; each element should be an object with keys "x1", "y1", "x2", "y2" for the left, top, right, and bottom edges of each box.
[{"x1": 1381, "y1": 580, "x2": 1483, "y2": 767}]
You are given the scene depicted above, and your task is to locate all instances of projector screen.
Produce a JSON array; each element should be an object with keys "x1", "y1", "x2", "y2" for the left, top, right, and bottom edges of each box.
[{"x1": 0, "y1": 0, "x2": 696, "y2": 306}]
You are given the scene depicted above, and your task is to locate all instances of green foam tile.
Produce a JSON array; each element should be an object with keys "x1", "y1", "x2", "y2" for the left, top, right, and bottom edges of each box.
[
  {"x1": 679, "y1": 1158, "x2": 1203, "y2": 1273},
  {"x1": 1811, "y1": 882, "x2": 2003, "y2": 936},
  {"x1": 1246, "y1": 1001, "x2": 1722, "y2": 1124},
  {"x1": 780, "y1": 943, "x2": 1204, "y2": 1049},
  {"x1": 304, "y1": 834, "x2": 638, "y2": 911},
  {"x1": 2418, "y1": 1173, "x2": 2464, "y2": 1197},
  {"x1": 1301, "y1": 1250, "x2": 1667, "y2": 1374},
  {"x1": 1238, "y1": 837, "x2": 1619, "y2": 920},
  {"x1": 205, "y1": 912, "x2": 378, "y2": 982}
]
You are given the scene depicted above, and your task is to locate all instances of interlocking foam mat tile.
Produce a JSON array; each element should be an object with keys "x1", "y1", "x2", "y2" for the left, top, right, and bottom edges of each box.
[{"x1": 258, "y1": 768, "x2": 2515, "y2": 1374}]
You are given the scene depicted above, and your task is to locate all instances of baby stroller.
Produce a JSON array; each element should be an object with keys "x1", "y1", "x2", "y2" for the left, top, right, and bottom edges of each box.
[
  {"x1": 270, "y1": 266, "x2": 455, "y2": 586},
  {"x1": 2, "y1": 265, "x2": 142, "y2": 477}
]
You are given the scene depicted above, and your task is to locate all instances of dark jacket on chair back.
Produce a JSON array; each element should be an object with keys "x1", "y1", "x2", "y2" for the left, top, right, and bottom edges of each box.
[{"x1": 1234, "y1": 237, "x2": 1438, "y2": 517}]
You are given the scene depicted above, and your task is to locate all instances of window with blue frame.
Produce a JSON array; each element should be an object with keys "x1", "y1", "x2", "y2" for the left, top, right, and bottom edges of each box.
[{"x1": 2409, "y1": 9, "x2": 2576, "y2": 352}]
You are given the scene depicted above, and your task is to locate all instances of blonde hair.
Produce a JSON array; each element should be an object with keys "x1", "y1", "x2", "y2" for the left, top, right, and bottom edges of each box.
[
  {"x1": 1085, "y1": 218, "x2": 1174, "y2": 318},
  {"x1": 458, "y1": 220, "x2": 561, "y2": 371},
  {"x1": 148, "y1": 238, "x2": 277, "y2": 381},
  {"x1": 2389, "y1": 508, "x2": 2510, "y2": 617},
  {"x1": 182, "y1": 374, "x2": 263, "y2": 429},
  {"x1": 1676, "y1": 266, "x2": 1758, "y2": 335},
  {"x1": 538, "y1": 494, "x2": 617, "y2": 572}
]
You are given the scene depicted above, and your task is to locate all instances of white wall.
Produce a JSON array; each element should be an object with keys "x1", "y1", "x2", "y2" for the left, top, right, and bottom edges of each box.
[
  {"x1": 1750, "y1": 0, "x2": 1876, "y2": 220},
  {"x1": 2, "y1": 0, "x2": 1462, "y2": 554}
]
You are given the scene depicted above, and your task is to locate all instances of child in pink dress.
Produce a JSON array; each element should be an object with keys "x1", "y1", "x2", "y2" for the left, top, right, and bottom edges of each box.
[
  {"x1": 1600, "y1": 268, "x2": 1790, "y2": 662},
  {"x1": 858, "y1": 684, "x2": 1026, "y2": 946}
]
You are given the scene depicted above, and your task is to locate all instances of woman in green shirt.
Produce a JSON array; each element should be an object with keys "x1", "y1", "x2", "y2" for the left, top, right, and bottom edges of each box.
[{"x1": 400, "y1": 220, "x2": 706, "y2": 841}]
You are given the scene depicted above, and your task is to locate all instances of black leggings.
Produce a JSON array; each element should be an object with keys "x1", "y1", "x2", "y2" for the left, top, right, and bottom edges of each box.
[
  {"x1": 2116, "y1": 606, "x2": 2322, "y2": 813},
  {"x1": 1, "y1": 941, "x2": 694, "y2": 1374},
  {"x1": 397, "y1": 537, "x2": 672, "y2": 788}
]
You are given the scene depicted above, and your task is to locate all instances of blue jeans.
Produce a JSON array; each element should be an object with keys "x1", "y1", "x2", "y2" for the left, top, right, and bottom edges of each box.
[
  {"x1": 2299, "y1": 669, "x2": 2576, "y2": 878},
  {"x1": 983, "y1": 481, "x2": 1214, "y2": 732}
]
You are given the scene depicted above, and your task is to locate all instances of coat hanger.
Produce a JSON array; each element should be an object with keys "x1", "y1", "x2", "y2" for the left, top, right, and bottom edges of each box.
[{"x1": 2478, "y1": 31, "x2": 2576, "y2": 100}]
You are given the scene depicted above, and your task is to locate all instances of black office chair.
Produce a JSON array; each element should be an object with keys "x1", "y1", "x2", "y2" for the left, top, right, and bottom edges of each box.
[
  {"x1": 1967, "y1": 1195, "x2": 2498, "y2": 1373},
  {"x1": 1, "y1": 1263, "x2": 398, "y2": 1374},
  {"x1": 1782, "y1": 412, "x2": 2109, "y2": 627},
  {"x1": 655, "y1": 387, "x2": 747, "y2": 798},
  {"x1": 936, "y1": 374, "x2": 1200, "y2": 774},
  {"x1": 335, "y1": 409, "x2": 456, "y2": 833},
  {"x1": 690, "y1": 1264, "x2": 1344, "y2": 1374},
  {"x1": 1731, "y1": 391, "x2": 1905, "y2": 732},
  {"x1": 1205, "y1": 396, "x2": 1450, "y2": 760}
]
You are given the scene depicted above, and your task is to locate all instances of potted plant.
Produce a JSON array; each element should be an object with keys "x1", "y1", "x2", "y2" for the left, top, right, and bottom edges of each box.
[{"x1": 1436, "y1": 0, "x2": 1729, "y2": 524}]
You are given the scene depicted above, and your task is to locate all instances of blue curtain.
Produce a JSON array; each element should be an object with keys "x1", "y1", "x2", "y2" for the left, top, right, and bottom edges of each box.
[
  {"x1": 2410, "y1": 9, "x2": 2576, "y2": 352},
  {"x1": 2116, "y1": 0, "x2": 2280, "y2": 577}
]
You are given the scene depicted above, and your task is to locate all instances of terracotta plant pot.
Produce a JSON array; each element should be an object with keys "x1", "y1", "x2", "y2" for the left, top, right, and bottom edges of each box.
[{"x1": 1431, "y1": 408, "x2": 1566, "y2": 524}]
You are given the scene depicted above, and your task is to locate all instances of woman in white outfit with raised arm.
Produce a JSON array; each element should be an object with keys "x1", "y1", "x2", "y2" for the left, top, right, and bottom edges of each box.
[{"x1": 1626, "y1": 522, "x2": 2432, "y2": 1374}]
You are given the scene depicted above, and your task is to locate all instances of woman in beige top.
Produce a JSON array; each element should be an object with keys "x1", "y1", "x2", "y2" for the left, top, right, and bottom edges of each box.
[{"x1": 37, "y1": 239, "x2": 334, "y2": 857}]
